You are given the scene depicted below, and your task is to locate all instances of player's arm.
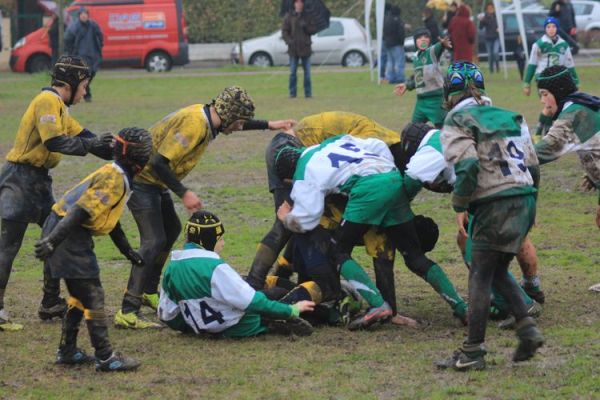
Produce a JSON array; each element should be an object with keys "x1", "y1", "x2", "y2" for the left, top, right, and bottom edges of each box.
[
  {"x1": 109, "y1": 222, "x2": 143, "y2": 265},
  {"x1": 34, "y1": 205, "x2": 90, "y2": 260},
  {"x1": 278, "y1": 181, "x2": 326, "y2": 233},
  {"x1": 522, "y1": 44, "x2": 539, "y2": 90},
  {"x1": 441, "y1": 125, "x2": 479, "y2": 213},
  {"x1": 243, "y1": 119, "x2": 296, "y2": 131},
  {"x1": 534, "y1": 117, "x2": 576, "y2": 164}
]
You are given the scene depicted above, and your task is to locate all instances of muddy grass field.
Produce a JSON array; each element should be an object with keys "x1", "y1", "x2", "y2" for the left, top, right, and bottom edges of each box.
[{"x1": 0, "y1": 67, "x2": 599, "y2": 399}]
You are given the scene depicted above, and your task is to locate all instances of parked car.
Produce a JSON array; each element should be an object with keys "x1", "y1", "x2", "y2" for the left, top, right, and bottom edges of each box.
[
  {"x1": 10, "y1": 0, "x2": 189, "y2": 73},
  {"x1": 231, "y1": 17, "x2": 370, "y2": 67},
  {"x1": 573, "y1": 0, "x2": 600, "y2": 45}
]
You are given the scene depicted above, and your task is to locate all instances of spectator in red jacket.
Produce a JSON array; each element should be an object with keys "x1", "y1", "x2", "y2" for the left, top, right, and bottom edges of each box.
[{"x1": 448, "y1": 4, "x2": 475, "y2": 62}]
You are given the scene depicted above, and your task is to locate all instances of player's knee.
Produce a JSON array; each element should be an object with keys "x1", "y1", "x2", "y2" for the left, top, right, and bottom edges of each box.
[{"x1": 405, "y1": 255, "x2": 434, "y2": 279}]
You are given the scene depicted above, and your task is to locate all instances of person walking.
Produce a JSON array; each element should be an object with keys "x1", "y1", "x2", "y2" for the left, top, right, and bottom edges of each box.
[
  {"x1": 382, "y1": 5, "x2": 406, "y2": 84},
  {"x1": 448, "y1": 4, "x2": 476, "y2": 62},
  {"x1": 282, "y1": 0, "x2": 318, "y2": 98},
  {"x1": 64, "y1": 7, "x2": 103, "y2": 102},
  {"x1": 550, "y1": 0, "x2": 578, "y2": 50},
  {"x1": 479, "y1": 3, "x2": 500, "y2": 73}
]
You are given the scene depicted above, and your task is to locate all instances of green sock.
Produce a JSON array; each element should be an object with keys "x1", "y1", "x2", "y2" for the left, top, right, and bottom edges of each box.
[
  {"x1": 425, "y1": 264, "x2": 467, "y2": 316},
  {"x1": 492, "y1": 272, "x2": 534, "y2": 312},
  {"x1": 340, "y1": 259, "x2": 384, "y2": 308}
]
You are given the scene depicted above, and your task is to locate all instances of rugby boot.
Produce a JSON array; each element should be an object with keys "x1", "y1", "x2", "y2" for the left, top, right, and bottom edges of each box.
[
  {"x1": 347, "y1": 301, "x2": 393, "y2": 331},
  {"x1": 96, "y1": 352, "x2": 140, "y2": 372},
  {"x1": 114, "y1": 310, "x2": 162, "y2": 329},
  {"x1": 38, "y1": 298, "x2": 67, "y2": 321},
  {"x1": 0, "y1": 308, "x2": 23, "y2": 331},
  {"x1": 498, "y1": 301, "x2": 543, "y2": 330},
  {"x1": 266, "y1": 317, "x2": 314, "y2": 336},
  {"x1": 436, "y1": 343, "x2": 487, "y2": 371},
  {"x1": 56, "y1": 347, "x2": 95, "y2": 365},
  {"x1": 141, "y1": 293, "x2": 159, "y2": 311},
  {"x1": 513, "y1": 317, "x2": 544, "y2": 362}
]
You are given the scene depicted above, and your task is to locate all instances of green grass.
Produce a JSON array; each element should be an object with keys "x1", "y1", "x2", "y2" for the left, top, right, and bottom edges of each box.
[{"x1": 0, "y1": 67, "x2": 599, "y2": 400}]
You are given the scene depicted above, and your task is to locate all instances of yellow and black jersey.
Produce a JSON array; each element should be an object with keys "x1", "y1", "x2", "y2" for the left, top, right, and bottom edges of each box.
[
  {"x1": 52, "y1": 163, "x2": 130, "y2": 236},
  {"x1": 135, "y1": 104, "x2": 213, "y2": 189},
  {"x1": 295, "y1": 112, "x2": 400, "y2": 147},
  {"x1": 6, "y1": 88, "x2": 83, "y2": 169}
]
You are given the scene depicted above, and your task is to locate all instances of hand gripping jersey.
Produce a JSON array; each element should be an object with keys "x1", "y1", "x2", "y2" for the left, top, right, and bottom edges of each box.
[
  {"x1": 158, "y1": 243, "x2": 294, "y2": 337},
  {"x1": 52, "y1": 163, "x2": 131, "y2": 235},
  {"x1": 287, "y1": 135, "x2": 397, "y2": 232},
  {"x1": 535, "y1": 100, "x2": 600, "y2": 203},
  {"x1": 406, "y1": 42, "x2": 445, "y2": 97},
  {"x1": 135, "y1": 104, "x2": 214, "y2": 189},
  {"x1": 442, "y1": 98, "x2": 539, "y2": 212},
  {"x1": 6, "y1": 89, "x2": 83, "y2": 169},
  {"x1": 523, "y1": 35, "x2": 578, "y2": 86},
  {"x1": 294, "y1": 112, "x2": 400, "y2": 147}
]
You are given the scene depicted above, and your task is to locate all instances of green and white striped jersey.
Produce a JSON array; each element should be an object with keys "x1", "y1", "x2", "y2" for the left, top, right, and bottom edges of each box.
[
  {"x1": 523, "y1": 34, "x2": 578, "y2": 86},
  {"x1": 158, "y1": 243, "x2": 294, "y2": 337},
  {"x1": 406, "y1": 42, "x2": 445, "y2": 97},
  {"x1": 285, "y1": 134, "x2": 396, "y2": 232}
]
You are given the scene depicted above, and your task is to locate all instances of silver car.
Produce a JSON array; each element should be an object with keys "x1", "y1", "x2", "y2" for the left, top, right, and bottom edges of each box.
[{"x1": 231, "y1": 17, "x2": 370, "y2": 67}]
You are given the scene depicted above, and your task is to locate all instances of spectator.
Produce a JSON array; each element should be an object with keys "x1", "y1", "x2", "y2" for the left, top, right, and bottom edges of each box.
[
  {"x1": 448, "y1": 4, "x2": 475, "y2": 62},
  {"x1": 479, "y1": 2, "x2": 500, "y2": 73},
  {"x1": 550, "y1": 0, "x2": 578, "y2": 46},
  {"x1": 282, "y1": 0, "x2": 318, "y2": 98},
  {"x1": 64, "y1": 7, "x2": 103, "y2": 102},
  {"x1": 442, "y1": 2, "x2": 458, "y2": 31},
  {"x1": 422, "y1": 8, "x2": 440, "y2": 44},
  {"x1": 383, "y1": 5, "x2": 406, "y2": 84},
  {"x1": 48, "y1": 16, "x2": 62, "y2": 66}
]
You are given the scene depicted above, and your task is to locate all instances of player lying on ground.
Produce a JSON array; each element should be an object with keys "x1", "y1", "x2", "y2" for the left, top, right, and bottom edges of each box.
[
  {"x1": 158, "y1": 211, "x2": 315, "y2": 338},
  {"x1": 0, "y1": 56, "x2": 114, "y2": 331},
  {"x1": 437, "y1": 62, "x2": 544, "y2": 371},
  {"x1": 115, "y1": 86, "x2": 294, "y2": 330},
  {"x1": 35, "y1": 127, "x2": 153, "y2": 372}
]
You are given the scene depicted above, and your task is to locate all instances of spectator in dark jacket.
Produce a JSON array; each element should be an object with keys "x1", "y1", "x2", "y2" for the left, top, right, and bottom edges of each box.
[
  {"x1": 479, "y1": 3, "x2": 500, "y2": 73},
  {"x1": 383, "y1": 5, "x2": 406, "y2": 84},
  {"x1": 282, "y1": 0, "x2": 318, "y2": 98},
  {"x1": 549, "y1": 0, "x2": 579, "y2": 48},
  {"x1": 423, "y1": 8, "x2": 440, "y2": 44},
  {"x1": 448, "y1": 4, "x2": 475, "y2": 62},
  {"x1": 64, "y1": 7, "x2": 103, "y2": 102},
  {"x1": 442, "y1": 2, "x2": 458, "y2": 31}
]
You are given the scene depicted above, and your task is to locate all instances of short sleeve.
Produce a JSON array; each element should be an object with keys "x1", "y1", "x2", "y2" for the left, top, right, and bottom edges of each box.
[{"x1": 36, "y1": 96, "x2": 64, "y2": 142}]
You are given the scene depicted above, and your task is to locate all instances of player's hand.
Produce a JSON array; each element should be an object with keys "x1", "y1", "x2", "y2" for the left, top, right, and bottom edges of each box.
[
  {"x1": 34, "y1": 238, "x2": 55, "y2": 261},
  {"x1": 182, "y1": 190, "x2": 203, "y2": 213},
  {"x1": 440, "y1": 36, "x2": 452, "y2": 49},
  {"x1": 394, "y1": 84, "x2": 407, "y2": 96},
  {"x1": 277, "y1": 201, "x2": 292, "y2": 222},
  {"x1": 523, "y1": 86, "x2": 531, "y2": 96},
  {"x1": 125, "y1": 249, "x2": 144, "y2": 265},
  {"x1": 268, "y1": 119, "x2": 297, "y2": 131},
  {"x1": 456, "y1": 212, "x2": 469, "y2": 239},
  {"x1": 581, "y1": 175, "x2": 596, "y2": 192},
  {"x1": 570, "y1": 27, "x2": 577, "y2": 36},
  {"x1": 294, "y1": 300, "x2": 315, "y2": 313}
]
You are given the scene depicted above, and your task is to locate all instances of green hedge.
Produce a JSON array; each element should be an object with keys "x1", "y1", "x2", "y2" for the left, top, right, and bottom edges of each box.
[{"x1": 183, "y1": 0, "x2": 448, "y2": 44}]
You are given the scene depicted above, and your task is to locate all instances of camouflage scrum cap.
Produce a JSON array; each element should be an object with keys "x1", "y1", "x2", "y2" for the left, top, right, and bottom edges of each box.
[{"x1": 213, "y1": 86, "x2": 255, "y2": 131}]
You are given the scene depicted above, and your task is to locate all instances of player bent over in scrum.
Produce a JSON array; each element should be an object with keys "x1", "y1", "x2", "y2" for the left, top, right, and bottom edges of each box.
[
  {"x1": 35, "y1": 127, "x2": 153, "y2": 372},
  {"x1": 158, "y1": 211, "x2": 315, "y2": 338}
]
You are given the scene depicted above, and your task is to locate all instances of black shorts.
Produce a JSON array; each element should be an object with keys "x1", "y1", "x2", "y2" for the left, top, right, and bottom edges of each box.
[
  {"x1": 0, "y1": 162, "x2": 54, "y2": 224},
  {"x1": 128, "y1": 182, "x2": 171, "y2": 211},
  {"x1": 43, "y1": 212, "x2": 99, "y2": 279}
]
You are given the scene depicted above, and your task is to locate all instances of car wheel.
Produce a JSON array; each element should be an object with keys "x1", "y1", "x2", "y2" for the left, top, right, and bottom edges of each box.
[
  {"x1": 342, "y1": 51, "x2": 366, "y2": 67},
  {"x1": 145, "y1": 51, "x2": 172, "y2": 72},
  {"x1": 249, "y1": 52, "x2": 273, "y2": 67},
  {"x1": 27, "y1": 54, "x2": 51, "y2": 73}
]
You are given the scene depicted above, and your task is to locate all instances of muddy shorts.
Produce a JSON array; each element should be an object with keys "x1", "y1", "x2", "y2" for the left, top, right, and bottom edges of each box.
[
  {"x1": 43, "y1": 212, "x2": 99, "y2": 279},
  {"x1": 469, "y1": 194, "x2": 536, "y2": 255},
  {"x1": 344, "y1": 171, "x2": 414, "y2": 227},
  {"x1": 0, "y1": 162, "x2": 54, "y2": 224},
  {"x1": 412, "y1": 95, "x2": 446, "y2": 127}
]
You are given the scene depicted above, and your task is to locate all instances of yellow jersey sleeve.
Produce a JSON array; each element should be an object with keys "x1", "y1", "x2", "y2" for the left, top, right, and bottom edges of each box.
[
  {"x1": 64, "y1": 112, "x2": 84, "y2": 136},
  {"x1": 34, "y1": 93, "x2": 66, "y2": 143}
]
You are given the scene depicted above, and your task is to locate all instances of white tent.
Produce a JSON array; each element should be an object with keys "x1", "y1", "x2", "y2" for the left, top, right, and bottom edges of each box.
[{"x1": 364, "y1": 0, "x2": 530, "y2": 83}]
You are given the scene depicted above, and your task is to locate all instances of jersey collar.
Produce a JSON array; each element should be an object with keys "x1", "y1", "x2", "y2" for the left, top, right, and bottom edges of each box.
[{"x1": 202, "y1": 105, "x2": 219, "y2": 140}]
